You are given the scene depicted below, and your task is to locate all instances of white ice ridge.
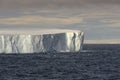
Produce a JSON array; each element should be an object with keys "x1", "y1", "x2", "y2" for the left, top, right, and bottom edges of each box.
[{"x1": 0, "y1": 29, "x2": 84, "y2": 53}]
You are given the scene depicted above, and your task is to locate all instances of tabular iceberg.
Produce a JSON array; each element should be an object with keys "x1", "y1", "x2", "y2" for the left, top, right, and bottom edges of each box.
[{"x1": 0, "y1": 29, "x2": 84, "y2": 53}]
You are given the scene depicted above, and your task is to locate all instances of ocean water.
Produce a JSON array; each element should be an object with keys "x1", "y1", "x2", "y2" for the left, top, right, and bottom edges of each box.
[{"x1": 0, "y1": 44, "x2": 120, "y2": 80}]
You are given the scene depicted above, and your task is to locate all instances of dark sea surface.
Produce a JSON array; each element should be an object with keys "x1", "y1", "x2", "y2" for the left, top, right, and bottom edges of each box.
[{"x1": 0, "y1": 44, "x2": 120, "y2": 80}]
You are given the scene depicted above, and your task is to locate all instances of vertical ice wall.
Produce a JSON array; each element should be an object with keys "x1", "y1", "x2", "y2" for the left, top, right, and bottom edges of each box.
[{"x1": 0, "y1": 31, "x2": 84, "y2": 53}]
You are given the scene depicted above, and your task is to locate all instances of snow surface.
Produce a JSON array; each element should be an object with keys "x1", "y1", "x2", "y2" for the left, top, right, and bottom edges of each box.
[{"x1": 0, "y1": 29, "x2": 84, "y2": 53}]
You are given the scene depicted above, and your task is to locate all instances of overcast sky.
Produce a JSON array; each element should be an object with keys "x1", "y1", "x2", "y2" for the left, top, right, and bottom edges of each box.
[{"x1": 0, "y1": 0, "x2": 120, "y2": 43}]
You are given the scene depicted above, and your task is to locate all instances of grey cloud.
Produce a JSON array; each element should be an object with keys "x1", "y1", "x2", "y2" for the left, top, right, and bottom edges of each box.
[
  {"x1": 0, "y1": 0, "x2": 86, "y2": 10},
  {"x1": 88, "y1": 0, "x2": 120, "y2": 4},
  {"x1": 0, "y1": 0, "x2": 120, "y2": 10}
]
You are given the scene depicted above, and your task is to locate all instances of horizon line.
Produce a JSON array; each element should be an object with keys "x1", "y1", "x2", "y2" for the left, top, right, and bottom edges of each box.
[{"x1": 84, "y1": 39, "x2": 120, "y2": 44}]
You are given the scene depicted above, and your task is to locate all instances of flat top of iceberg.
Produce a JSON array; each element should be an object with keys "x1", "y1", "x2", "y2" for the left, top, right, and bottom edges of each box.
[{"x1": 0, "y1": 29, "x2": 81, "y2": 35}]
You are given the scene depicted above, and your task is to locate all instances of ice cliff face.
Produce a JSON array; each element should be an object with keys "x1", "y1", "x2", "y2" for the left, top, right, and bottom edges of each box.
[{"x1": 0, "y1": 30, "x2": 84, "y2": 53}]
